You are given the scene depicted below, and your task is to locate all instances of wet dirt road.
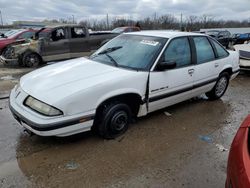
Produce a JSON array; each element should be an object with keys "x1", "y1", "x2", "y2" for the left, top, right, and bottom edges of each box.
[{"x1": 0, "y1": 67, "x2": 250, "y2": 187}]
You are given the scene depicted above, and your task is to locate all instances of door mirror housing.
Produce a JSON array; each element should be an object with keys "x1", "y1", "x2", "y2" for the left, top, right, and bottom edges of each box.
[{"x1": 157, "y1": 60, "x2": 176, "y2": 71}]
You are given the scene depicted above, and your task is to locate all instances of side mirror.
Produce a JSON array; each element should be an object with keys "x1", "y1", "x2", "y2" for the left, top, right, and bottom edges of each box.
[
  {"x1": 0, "y1": 33, "x2": 5, "y2": 37},
  {"x1": 157, "y1": 60, "x2": 176, "y2": 71}
]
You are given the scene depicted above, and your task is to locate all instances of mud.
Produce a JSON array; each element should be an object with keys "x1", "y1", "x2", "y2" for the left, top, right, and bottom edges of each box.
[{"x1": 0, "y1": 68, "x2": 250, "y2": 188}]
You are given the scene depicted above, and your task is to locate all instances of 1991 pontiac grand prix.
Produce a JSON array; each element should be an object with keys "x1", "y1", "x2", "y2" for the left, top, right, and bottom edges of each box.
[{"x1": 9, "y1": 31, "x2": 240, "y2": 139}]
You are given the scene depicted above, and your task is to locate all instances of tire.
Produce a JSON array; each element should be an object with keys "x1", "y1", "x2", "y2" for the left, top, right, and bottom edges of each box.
[
  {"x1": 206, "y1": 72, "x2": 229, "y2": 100},
  {"x1": 22, "y1": 52, "x2": 41, "y2": 67},
  {"x1": 98, "y1": 102, "x2": 131, "y2": 139}
]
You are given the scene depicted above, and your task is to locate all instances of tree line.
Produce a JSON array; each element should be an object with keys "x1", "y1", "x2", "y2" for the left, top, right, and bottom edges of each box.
[{"x1": 77, "y1": 14, "x2": 250, "y2": 31}]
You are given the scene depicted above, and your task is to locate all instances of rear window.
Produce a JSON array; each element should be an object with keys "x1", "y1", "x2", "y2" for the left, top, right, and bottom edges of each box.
[
  {"x1": 193, "y1": 36, "x2": 215, "y2": 64},
  {"x1": 210, "y1": 39, "x2": 228, "y2": 58}
]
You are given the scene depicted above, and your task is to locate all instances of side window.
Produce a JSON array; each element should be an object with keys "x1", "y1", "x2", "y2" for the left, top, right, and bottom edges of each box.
[
  {"x1": 17, "y1": 31, "x2": 34, "y2": 39},
  {"x1": 163, "y1": 37, "x2": 191, "y2": 68},
  {"x1": 193, "y1": 37, "x2": 215, "y2": 64},
  {"x1": 71, "y1": 27, "x2": 86, "y2": 38},
  {"x1": 51, "y1": 28, "x2": 65, "y2": 41},
  {"x1": 210, "y1": 39, "x2": 228, "y2": 58}
]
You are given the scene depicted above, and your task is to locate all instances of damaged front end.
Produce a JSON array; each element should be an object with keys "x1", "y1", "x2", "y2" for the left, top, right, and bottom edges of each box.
[{"x1": 0, "y1": 39, "x2": 40, "y2": 66}]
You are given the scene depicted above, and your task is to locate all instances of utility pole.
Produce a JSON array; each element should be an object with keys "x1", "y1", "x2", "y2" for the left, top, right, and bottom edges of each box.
[
  {"x1": 106, "y1": 13, "x2": 109, "y2": 30},
  {"x1": 180, "y1": 13, "x2": 183, "y2": 31},
  {"x1": 0, "y1": 10, "x2": 3, "y2": 27},
  {"x1": 72, "y1": 15, "x2": 74, "y2": 24}
]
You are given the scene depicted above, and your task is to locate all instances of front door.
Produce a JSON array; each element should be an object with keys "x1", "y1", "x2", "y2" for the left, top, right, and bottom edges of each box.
[
  {"x1": 148, "y1": 37, "x2": 195, "y2": 113},
  {"x1": 42, "y1": 27, "x2": 70, "y2": 62}
]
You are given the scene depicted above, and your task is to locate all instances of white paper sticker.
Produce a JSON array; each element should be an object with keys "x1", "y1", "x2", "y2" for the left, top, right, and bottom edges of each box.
[{"x1": 140, "y1": 40, "x2": 159, "y2": 46}]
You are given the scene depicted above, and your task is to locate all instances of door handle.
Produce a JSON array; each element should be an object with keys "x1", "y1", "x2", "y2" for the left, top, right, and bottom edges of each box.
[
  {"x1": 188, "y1": 69, "x2": 194, "y2": 75},
  {"x1": 215, "y1": 63, "x2": 219, "y2": 67}
]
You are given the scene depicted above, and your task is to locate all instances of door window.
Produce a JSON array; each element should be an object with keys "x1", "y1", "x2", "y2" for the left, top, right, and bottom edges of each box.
[
  {"x1": 193, "y1": 37, "x2": 215, "y2": 64},
  {"x1": 71, "y1": 27, "x2": 86, "y2": 38},
  {"x1": 51, "y1": 28, "x2": 65, "y2": 41},
  {"x1": 210, "y1": 39, "x2": 228, "y2": 58},
  {"x1": 163, "y1": 37, "x2": 191, "y2": 68}
]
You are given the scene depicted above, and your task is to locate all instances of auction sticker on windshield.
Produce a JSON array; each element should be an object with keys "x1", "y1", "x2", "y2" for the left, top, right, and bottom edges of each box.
[{"x1": 140, "y1": 40, "x2": 159, "y2": 46}]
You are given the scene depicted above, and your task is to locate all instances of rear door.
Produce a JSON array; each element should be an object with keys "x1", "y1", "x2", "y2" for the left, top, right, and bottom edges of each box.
[
  {"x1": 191, "y1": 36, "x2": 220, "y2": 95},
  {"x1": 69, "y1": 27, "x2": 91, "y2": 58},
  {"x1": 148, "y1": 37, "x2": 195, "y2": 112}
]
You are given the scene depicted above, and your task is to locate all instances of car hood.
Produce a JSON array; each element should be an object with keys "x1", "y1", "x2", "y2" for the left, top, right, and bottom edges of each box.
[
  {"x1": 20, "y1": 57, "x2": 139, "y2": 105},
  {"x1": 0, "y1": 38, "x2": 13, "y2": 45}
]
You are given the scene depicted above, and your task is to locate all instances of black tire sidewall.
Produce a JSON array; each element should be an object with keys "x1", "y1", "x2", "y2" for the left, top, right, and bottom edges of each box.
[
  {"x1": 22, "y1": 52, "x2": 40, "y2": 67},
  {"x1": 99, "y1": 103, "x2": 131, "y2": 139},
  {"x1": 207, "y1": 72, "x2": 229, "y2": 100}
]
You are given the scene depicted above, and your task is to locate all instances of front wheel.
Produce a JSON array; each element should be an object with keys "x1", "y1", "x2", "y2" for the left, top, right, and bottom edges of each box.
[
  {"x1": 98, "y1": 102, "x2": 132, "y2": 139},
  {"x1": 22, "y1": 52, "x2": 41, "y2": 67},
  {"x1": 206, "y1": 72, "x2": 229, "y2": 100}
]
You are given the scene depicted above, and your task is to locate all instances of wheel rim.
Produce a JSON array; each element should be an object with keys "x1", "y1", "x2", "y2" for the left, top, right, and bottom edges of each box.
[
  {"x1": 110, "y1": 111, "x2": 128, "y2": 133},
  {"x1": 215, "y1": 77, "x2": 228, "y2": 96},
  {"x1": 25, "y1": 54, "x2": 39, "y2": 67}
]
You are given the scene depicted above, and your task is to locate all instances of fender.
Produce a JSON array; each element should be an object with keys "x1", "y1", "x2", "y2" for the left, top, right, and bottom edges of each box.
[{"x1": 95, "y1": 88, "x2": 144, "y2": 109}]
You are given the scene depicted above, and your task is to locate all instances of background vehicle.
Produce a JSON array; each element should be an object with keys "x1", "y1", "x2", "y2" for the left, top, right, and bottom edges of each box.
[
  {"x1": 226, "y1": 115, "x2": 250, "y2": 188},
  {"x1": 0, "y1": 29, "x2": 36, "y2": 55},
  {"x1": 233, "y1": 42, "x2": 250, "y2": 71},
  {"x1": 206, "y1": 30, "x2": 231, "y2": 48},
  {"x1": 0, "y1": 25, "x2": 118, "y2": 67},
  {"x1": 111, "y1": 26, "x2": 140, "y2": 33},
  {"x1": 232, "y1": 33, "x2": 250, "y2": 44},
  {"x1": 9, "y1": 31, "x2": 239, "y2": 139}
]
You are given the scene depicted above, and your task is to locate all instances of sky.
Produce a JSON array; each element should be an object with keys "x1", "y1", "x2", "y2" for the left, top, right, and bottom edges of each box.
[{"x1": 0, "y1": 0, "x2": 250, "y2": 24}]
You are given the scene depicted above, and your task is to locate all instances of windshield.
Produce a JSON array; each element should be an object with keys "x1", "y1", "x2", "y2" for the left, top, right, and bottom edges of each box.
[
  {"x1": 90, "y1": 34, "x2": 167, "y2": 71},
  {"x1": 3, "y1": 30, "x2": 24, "y2": 38},
  {"x1": 111, "y1": 28, "x2": 125, "y2": 33},
  {"x1": 206, "y1": 31, "x2": 219, "y2": 36}
]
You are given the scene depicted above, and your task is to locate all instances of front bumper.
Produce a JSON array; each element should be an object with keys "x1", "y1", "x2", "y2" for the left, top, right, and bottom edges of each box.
[
  {"x1": 0, "y1": 55, "x2": 17, "y2": 64},
  {"x1": 9, "y1": 87, "x2": 95, "y2": 137}
]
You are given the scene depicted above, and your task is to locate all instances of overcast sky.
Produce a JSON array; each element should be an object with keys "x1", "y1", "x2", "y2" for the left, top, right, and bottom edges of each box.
[{"x1": 0, "y1": 0, "x2": 250, "y2": 24}]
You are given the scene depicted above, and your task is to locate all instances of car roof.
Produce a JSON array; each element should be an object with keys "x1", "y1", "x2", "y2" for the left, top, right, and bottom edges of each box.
[{"x1": 125, "y1": 30, "x2": 205, "y2": 39}]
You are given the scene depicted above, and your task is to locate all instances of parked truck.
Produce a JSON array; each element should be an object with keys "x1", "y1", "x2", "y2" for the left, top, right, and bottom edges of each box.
[{"x1": 0, "y1": 24, "x2": 118, "y2": 67}]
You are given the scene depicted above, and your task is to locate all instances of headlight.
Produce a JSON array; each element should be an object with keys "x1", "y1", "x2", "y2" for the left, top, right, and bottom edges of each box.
[{"x1": 24, "y1": 96, "x2": 63, "y2": 116}]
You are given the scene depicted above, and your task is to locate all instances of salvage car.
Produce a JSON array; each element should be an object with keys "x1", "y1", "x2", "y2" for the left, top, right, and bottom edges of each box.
[
  {"x1": 206, "y1": 30, "x2": 231, "y2": 48},
  {"x1": 0, "y1": 25, "x2": 117, "y2": 67},
  {"x1": 0, "y1": 29, "x2": 36, "y2": 55},
  {"x1": 233, "y1": 42, "x2": 250, "y2": 71},
  {"x1": 232, "y1": 33, "x2": 250, "y2": 45},
  {"x1": 226, "y1": 115, "x2": 250, "y2": 188},
  {"x1": 9, "y1": 31, "x2": 240, "y2": 138}
]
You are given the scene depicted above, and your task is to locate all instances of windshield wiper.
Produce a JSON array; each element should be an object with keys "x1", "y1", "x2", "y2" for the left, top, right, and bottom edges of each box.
[
  {"x1": 104, "y1": 53, "x2": 119, "y2": 67},
  {"x1": 90, "y1": 46, "x2": 122, "y2": 67},
  {"x1": 97, "y1": 46, "x2": 122, "y2": 55}
]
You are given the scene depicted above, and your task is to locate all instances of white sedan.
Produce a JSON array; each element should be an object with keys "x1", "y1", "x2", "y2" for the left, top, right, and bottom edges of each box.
[{"x1": 9, "y1": 31, "x2": 240, "y2": 138}]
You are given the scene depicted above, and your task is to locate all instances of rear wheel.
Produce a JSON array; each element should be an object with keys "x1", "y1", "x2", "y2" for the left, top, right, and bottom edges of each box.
[
  {"x1": 97, "y1": 102, "x2": 131, "y2": 139},
  {"x1": 206, "y1": 72, "x2": 229, "y2": 100},
  {"x1": 22, "y1": 52, "x2": 41, "y2": 67}
]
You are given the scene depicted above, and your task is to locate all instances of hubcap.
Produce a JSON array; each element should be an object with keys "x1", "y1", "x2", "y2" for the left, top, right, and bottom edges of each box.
[
  {"x1": 110, "y1": 111, "x2": 128, "y2": 132},
  {"x1": 215, "y1": 77, "x2": 228, "y2": 96},
  {"x1": 26, "y1": 54, "x2": 39, "y2": 66}
]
